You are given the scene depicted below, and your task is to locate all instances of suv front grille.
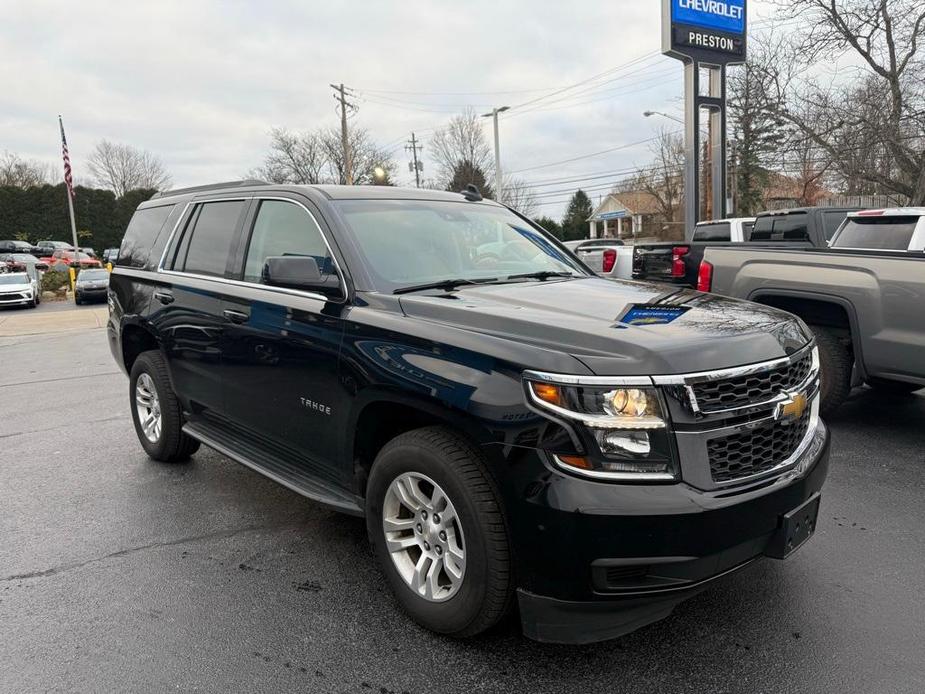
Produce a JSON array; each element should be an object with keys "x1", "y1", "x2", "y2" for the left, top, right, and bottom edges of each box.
[
  {"x1": 691, "y1": 351, "x2": 813, "y2": 412},
  {"x1": 707, "y1": 409, "x2": 811, "y2": 483}
]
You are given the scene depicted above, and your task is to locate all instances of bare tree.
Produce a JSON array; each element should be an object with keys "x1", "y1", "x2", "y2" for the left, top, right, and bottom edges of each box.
[
  {"x1": 320, "y1": 127, "x2": 396, "y2": 185},
  {"x1": 766, "y1": 0, "x2": 925, "y2": 202},
  {"x1": 0, "y1": 151, "x2": 51, "y2": 187},
  {"x1": 87, "y1": 140, "x2": 172, "y2": 196},
  {"x1": 429, "y1": 109, "x2": 495, "y2": 189},
  {"x1": 632, "y1": 127, "x2": 685, "y2": 225},
  {"x1": 254, "y1": 128, "x2": 328, "y2": 184},
  {"x1": 727, "y1": 38, "x2": 788, "y2": 214},
  {"x1": 501, "y1": 176, "x2": 539, "y2": 217}
]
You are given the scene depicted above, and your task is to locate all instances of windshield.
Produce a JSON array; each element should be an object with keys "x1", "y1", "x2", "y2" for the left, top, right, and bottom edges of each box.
[
  {"x1": 0, "y1": 273, "x2": 29, "y2": 285},
  {"x1": 832, "y1": 216, "x2": 918, "y2": 250},
  {"x1": 79, "y1": 270, "x2": 109, "y2": 280},
  {"x1": 335, "y1": 199, "x2": 587, "y2": 293}
]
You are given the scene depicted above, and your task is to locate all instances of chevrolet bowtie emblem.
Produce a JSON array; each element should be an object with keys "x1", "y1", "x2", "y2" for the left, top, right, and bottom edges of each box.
[{"x1": 775, "y1": 392, "x2": 807, "y2": 425}]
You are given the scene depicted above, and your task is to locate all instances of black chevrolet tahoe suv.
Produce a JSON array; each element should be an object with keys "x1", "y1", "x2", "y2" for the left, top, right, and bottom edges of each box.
[{"x1": 108, "y1": 181, "x2": 830, "y2": 644}]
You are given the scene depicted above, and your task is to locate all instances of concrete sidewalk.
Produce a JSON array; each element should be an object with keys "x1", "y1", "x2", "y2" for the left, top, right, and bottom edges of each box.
[{"x1": 0, "y1": 304, "x2": 108, "y2": 337}]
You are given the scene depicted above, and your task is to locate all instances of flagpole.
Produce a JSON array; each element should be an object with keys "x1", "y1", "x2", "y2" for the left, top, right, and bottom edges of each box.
[{"x1": 59, "y1": 115, "x2": 80, "y2": 296}]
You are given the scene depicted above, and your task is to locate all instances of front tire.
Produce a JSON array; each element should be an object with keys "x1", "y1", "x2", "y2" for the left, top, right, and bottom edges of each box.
[
  {"x1": 366, "y1": 426, "x2": 512, "y2": 638},
  {"x1": 129, "y1": 350, "x2": 200, "y2": 462},
  {"x1": 809, "y1": 325, "x2": 851, "y2": 416}
]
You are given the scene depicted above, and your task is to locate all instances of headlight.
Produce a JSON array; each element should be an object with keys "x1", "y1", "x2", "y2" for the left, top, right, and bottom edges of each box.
[{"x1": 524, "y1": 376, "x2": 677, "y2": 481}]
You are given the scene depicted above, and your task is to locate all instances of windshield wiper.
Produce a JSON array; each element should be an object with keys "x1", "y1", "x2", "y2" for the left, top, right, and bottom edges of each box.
[
  {"x1": 503, "y1": 271, "x2": 582, "y2": 281},
  {"x1": 393, "y1": 277, "x2": 499, "y2": 295}
]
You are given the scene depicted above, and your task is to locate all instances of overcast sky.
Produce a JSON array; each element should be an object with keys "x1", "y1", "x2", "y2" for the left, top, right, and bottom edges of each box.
[{"x1": 2, "y1": 0, "x2": 780, "y2": 217}]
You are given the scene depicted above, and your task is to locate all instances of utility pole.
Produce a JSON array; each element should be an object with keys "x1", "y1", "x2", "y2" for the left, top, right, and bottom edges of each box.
[
  {"x1": 330, "y1": 83, "x2": 354, "y2": 184},
  {"x1": 406, "y1": 132, "x2": 423, "y2": 188},
  {"x1": 481, "y1": 106, "x2": 509, "y2": 200}
]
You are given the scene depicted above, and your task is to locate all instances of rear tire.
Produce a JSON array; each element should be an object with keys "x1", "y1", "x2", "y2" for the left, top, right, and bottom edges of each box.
[
  {"x1": 366, "y1": 426, "x2": 512, "y2": 638},
  {"x1": 129, "y1": 350, "x2": 200, "y2": 462},
  {"x1": 809, "y1": 325, "x2": 851, "y2": 416}
]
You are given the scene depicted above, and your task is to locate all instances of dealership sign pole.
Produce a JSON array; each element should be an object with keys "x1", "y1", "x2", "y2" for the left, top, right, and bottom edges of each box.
[{"x1": 662, "y1": 0, "x2": 746, "y2": 235}]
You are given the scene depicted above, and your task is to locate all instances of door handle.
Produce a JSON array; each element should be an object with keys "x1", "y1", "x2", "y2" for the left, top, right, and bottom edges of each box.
[
  {"x1": 154, "y1": 290, "x2": 174, "y2": 305},
  {"x1": 223, "y1": 309, "x2": 249, "y2": 324}
]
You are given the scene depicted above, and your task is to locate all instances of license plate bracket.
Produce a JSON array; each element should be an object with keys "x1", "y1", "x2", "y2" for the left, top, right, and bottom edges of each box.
[{"x1": 765, "y1": 492, "x2": 821, "y2": 559}]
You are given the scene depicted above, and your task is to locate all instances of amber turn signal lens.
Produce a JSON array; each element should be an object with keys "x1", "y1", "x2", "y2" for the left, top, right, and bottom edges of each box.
[
  {"x1": 532, "y1": 382, "x2": 562, "y2": 406},
  {"x1": 557, "y1": 455, "x2": 592, "y2": 470}
]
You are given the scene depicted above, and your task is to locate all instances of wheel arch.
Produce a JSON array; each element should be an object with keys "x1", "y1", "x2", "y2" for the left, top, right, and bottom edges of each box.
[
  {"x1": 347, "y1": 390, "x2": 498, "y2": 498},
  {"x1": 748, "y1": 289, "x2": 866, "y2": 379},
  {"x1": 120, "y1": 318, "x2": 163, "y2": 375}
]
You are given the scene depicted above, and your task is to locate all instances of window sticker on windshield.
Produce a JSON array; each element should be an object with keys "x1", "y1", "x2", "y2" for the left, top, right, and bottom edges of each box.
[{"x1": 618, "y1": 304, "x2": 689, "y2": 325}]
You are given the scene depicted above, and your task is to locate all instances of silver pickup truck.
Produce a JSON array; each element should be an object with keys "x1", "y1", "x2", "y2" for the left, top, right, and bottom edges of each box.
[{"x1": 700, "y1": 208, "x2": 925, "y2": 414}]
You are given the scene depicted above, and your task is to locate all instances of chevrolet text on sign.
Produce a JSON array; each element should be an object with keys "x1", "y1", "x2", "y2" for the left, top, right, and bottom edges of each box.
[{"x1": 672, "y1": 0, "x2": 745, "y2": 35}]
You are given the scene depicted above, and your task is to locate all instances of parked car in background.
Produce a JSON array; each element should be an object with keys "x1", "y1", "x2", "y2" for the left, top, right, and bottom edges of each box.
[
  {"x1": 691, "y1": 217, "x2": 756, "y2": 242},
  {"x1": 46, "y1": 250, "x2": 102, "y2": 269},
  {"x1": 573, "y1": 238, "x2": 633, "y2": 279},
  {"x1": 79, "y1": 247, "x2": 98, "y2": 259},
  {"x1": 102, "y1": 247, "x2": 120, "y2": 265},
  {"x1": 0, "y1": 239, "x2": 41, "y2": 255},
  {"x1": 0, "y1": 269, "x2": 39, "y2": 309},
  {"x1": 632, "y1": 217, "x2": 755, "y2": 287},
  {"x1": 34, "y1": 240, "x2": 75, "y2": 256},
  {"x1": 749, "y1": 207, "x2": 859, "y2": 245},
  {"x1": 74, "y1": 267, "x2": 110, "y2": 304},
  {"x1": 632, "y1": 209, "x2": 859, "y2": 288},
  {"x1": 700, "y1": 208, "x2": 925, "y2": 414},
  {"x1": 0, "y1": 253, "x2": 49, "y2": 271},
  {"x1": 108, "y1": 181, "x2": 829, "y2": 644}
]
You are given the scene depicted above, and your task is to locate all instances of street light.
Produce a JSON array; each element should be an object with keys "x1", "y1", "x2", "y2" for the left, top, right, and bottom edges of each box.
[
  {"x1": 481, "y1": 106, "x2": 510, "y2": 200},
  {"x1": 373, "y1": 166, "x2": 387, "y2": 185},
  {"x1": 643, "y1": 110, "x2": 684, "y2": 124}
]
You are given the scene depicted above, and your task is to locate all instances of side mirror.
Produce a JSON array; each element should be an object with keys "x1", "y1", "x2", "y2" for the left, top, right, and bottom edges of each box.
[{"x1": 262, "y1": 256, "x2": 343, "y2": 299}]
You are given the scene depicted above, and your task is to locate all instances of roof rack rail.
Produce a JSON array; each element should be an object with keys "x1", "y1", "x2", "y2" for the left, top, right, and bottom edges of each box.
[{"x1": 151, "y1": 179, "x2": 268, "y2": 199}]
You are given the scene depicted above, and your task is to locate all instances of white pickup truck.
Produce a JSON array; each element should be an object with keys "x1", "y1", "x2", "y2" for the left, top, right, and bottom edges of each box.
[{"x1": 570, "y1": 239, "x2": 634, "y2": 279}]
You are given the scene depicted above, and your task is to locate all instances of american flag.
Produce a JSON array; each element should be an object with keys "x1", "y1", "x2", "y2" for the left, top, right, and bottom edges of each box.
[{"x1": 58, "y1": 115, "x2": 74, "y2": 199}]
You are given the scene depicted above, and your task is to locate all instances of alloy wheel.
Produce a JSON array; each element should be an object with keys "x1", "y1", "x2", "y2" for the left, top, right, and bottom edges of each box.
[
  {"x1": 135, "y1": 372, "x2": 162, "y2": 443},
  {"x1": 382, "y1": 472, "x2": 466, "y2": 602}
]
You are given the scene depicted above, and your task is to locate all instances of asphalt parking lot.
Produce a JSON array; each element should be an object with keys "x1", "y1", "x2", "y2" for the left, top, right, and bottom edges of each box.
[{"x1": 1, "y1": 324, "x2": 923, "y2": 693}]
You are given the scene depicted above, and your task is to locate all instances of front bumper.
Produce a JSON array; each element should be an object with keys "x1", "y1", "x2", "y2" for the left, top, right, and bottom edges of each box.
[
  {"x1": 0, "y1": 292, "x2": 33, "y2": 306},
  {"x1": 76, "y1": 286, "x2": 108, "y2": 300},
  {"x1": 501, "y1": 420, "x2": 829, "y2": 644}
]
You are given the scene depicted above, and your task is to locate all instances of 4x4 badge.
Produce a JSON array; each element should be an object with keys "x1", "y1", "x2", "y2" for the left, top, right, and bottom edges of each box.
[{"x1": 775, "y1": 392, "x2": 807, "y2": 426}]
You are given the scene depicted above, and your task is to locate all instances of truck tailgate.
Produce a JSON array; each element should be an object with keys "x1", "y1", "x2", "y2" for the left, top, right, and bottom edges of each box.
[
  {"x1": 632, "y1": 244, "x2": 676, "y2": 280},
  {"x1": 575, "y1": 245, "x2": 605, "y2": 272}
]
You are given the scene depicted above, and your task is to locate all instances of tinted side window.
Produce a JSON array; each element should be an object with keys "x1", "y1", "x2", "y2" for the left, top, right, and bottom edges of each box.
[
  {"x1": 751, "y1": 214, "x2": 809, "y2": 241},
  {"x1": 179, "y1": 201, "x2": 246, "y2": 277},
  {"x1": 692, "y1": 222, "x2": 731, "y2": 242},
  {"x1": 775, "y1": 213, "x2": 809, "y2": 240},
  {"x1": 742, "y1": 221, "x2": 755, "y2": 238},
  {"x1": 832, "y1": 217, "x2": 918, "y2": 250},
  {"x1": 243, "y1": 200, "x2": 331, "y2": 283},
  {"x1": 822, "y1": 212, "x2": 847, "y2": 240},
  {"x1": 750, "y1": 217, "x2": 773, "y2": 240},
  {"x1": 117, "y1": 204, "x2": 174, "y2": 269}
]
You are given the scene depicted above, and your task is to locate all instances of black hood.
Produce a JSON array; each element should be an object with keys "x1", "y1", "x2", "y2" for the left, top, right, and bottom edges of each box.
[{"x1": 398, "y1": 278, "x2": 810, "y2": 375}]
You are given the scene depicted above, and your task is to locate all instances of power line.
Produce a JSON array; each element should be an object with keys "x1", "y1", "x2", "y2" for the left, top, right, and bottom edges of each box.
[{"x1": 509, "y1": 133, "x2": 677, "y2": 174}]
